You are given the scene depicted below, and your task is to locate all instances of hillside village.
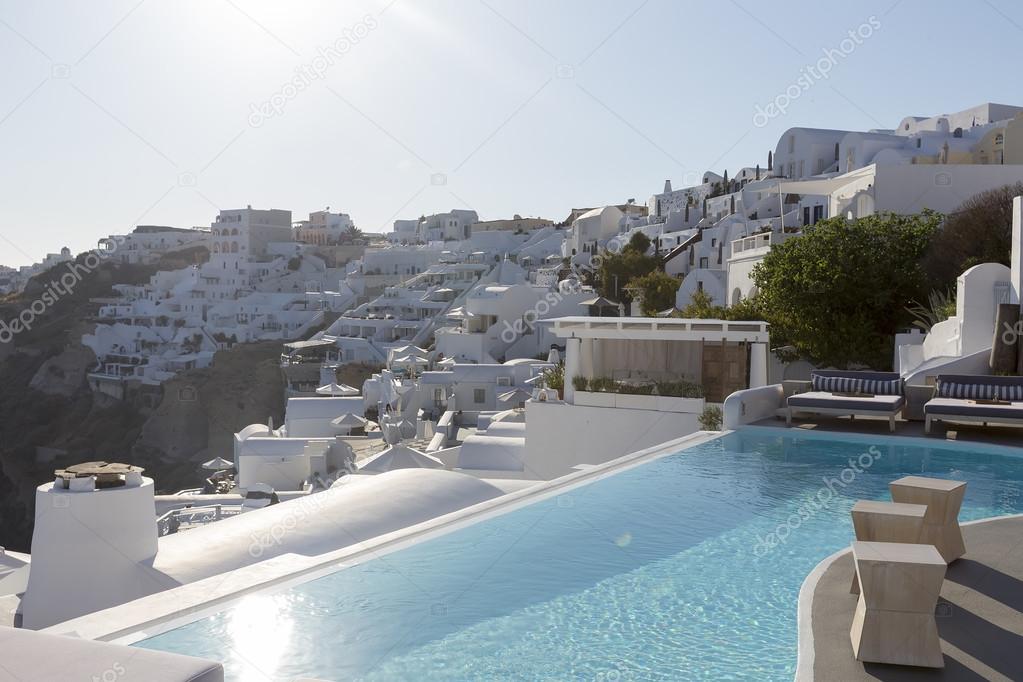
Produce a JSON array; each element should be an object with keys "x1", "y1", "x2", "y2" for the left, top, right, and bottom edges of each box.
[{"x1": 5, "y1": 101, "x2": 1023, "y2": 679}]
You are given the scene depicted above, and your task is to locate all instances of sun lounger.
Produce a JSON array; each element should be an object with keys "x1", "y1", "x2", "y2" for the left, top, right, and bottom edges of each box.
[
  {"x1": 787, "y1": 371, "x2": 905, "y2": 432},
  {"x1": 923, "y1": 374, "x2": 1023, "y2": 434}
]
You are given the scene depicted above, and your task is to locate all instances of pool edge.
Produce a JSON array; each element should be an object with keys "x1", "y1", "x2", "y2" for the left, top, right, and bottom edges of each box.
[{"x1": 45, "y1": 429, "x2": 730, "y2": 645}]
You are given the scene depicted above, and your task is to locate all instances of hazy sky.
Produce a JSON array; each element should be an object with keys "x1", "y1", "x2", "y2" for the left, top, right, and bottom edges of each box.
[{"x1": 1, "y1": 0, "x2": 1020, "y2": 267}]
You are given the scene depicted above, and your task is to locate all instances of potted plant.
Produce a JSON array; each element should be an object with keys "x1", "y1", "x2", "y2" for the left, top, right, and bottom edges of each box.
[
  {"x1": 699, "y1": 405, "x2": 723, "y2": 431},
  {"x1": 543, "y1": 362, "x2": 565, "y2": 399}
]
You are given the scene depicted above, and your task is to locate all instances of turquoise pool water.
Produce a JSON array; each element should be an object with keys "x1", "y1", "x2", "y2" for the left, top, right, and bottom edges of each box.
[{"x1": 136, "y1": 428, "x2": 1023, "y2": 680}]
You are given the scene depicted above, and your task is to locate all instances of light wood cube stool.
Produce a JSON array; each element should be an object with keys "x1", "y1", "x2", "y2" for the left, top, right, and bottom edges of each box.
[
  {"x1": 850, "y1": 541, "x2": 946, "y2": 668},
  {"x1": 889, "y1": 476, "x2": 967, "y2": 563},
  {"x1": 849, "y1": 500, "x2": 927, "y2": 593}
]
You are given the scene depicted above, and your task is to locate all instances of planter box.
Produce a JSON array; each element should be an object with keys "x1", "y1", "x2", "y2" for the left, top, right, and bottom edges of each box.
[{"x1": 574, "y1": 391, "x2": 704, "y2": 413}]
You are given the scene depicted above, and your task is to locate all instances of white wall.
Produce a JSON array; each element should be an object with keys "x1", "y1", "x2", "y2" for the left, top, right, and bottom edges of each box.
[
  {"x1": 722, "y1": 384, "x2": 784, "y2": 429},
  {"x1": 1012, "y1": 195, "x2": 1021, "y2": 305},
  {"x1": 523, "y1": 400, "x2": 699, "y2": 479},
  {"x1": 957, "y1": 262, "x2": 1011, "y2": 356}
]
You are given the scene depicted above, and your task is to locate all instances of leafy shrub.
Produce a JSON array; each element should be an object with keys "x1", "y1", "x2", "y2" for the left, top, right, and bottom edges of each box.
[
  {"x1": 571, "y1": 375, "x2": 589, "y2": 392},
  {"x1": 907, "y1": 288, "x2": 956, "y2": 331},
  {"x1": 699, "y1": 405, "x2": 723, "y2": 430},
  {"x1": 589, "y1": 376, "x2": 616, "y2": 392},
  {"x1": 543, "y1": 362, "x2": 565, "y2": 391},
  {"x1": 618, "y1": 382, "x2": 655, "y2": 395},
  {"x1": 655, "y1": 380, "x2": 704, "y2": 398}
]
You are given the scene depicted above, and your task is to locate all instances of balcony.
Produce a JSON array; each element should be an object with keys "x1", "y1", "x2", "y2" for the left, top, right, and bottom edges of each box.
[{"x1": 730, "y1": 230, "x2": 792, "y2": 258}]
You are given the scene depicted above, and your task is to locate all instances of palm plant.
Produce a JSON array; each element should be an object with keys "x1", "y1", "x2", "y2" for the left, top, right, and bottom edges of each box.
[
  {"x1": 906, "y1": 288, "x2": 956, "y2": 332},
  {"x1": 343, "y1": 225, "x2": 364, "y2": 243}
]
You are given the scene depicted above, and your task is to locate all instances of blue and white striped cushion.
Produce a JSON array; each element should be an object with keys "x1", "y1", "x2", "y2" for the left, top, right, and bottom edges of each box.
[
  {"x1": 936, "y1": 381, "x2": 1022, "y2": 401},
  {"x1": 811, "y1": 375, "x2": 901, "y2": 396},
  {"x1": 997, "y1": 384, "x2": 1023, "y2": 402}
]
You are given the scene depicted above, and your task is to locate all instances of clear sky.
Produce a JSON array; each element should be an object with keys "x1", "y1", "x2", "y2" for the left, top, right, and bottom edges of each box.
[{"x1": 1, "y1": 0, "x2": 1019, "y2": 267}]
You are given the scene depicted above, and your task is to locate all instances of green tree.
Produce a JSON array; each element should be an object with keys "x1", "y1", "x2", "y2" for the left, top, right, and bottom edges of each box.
[
  {"x1": 677, "y1": 289, "x2": 726, "y2": 318},
  {"x1": 626, "y1": 232, "x2": 651, "y2": 254},
  {"x1": 631, "y1": 270, "x2": 679, "y2": 315},
  {"x1": 342, "y1": 224, "x2": 364, "y2": 243},
  {"x1": 751, "y1": 211, "x2": 942, "y2": 369},
  {"x1": 674, "y1": 289, "x2": 762, "y2": 321},
  {"x1": 595, "y1": 233, "x2": 657, "y2": 303},
  {"x1": 922, "y1": 182, "x2": 1023, "y2": 289}
]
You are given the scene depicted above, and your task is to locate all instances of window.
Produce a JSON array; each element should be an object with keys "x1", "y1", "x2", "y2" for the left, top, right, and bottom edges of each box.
[
  {"x1": 473, "y1": 388, "x2": 486, "y2": 404},
  {"x1": 798, "y1": 160, "x2": 804, "y2": 177},
  {"x1": 788, "y1": 135, "x2": 795, "y2": 153}
]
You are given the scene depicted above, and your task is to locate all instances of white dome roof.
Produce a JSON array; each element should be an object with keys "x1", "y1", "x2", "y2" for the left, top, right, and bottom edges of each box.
[{"x1": 153, "y1": 469, "x2": 505, "y2": 584}]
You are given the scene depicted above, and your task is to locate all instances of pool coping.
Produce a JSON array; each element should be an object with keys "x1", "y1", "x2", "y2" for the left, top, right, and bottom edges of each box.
[
  {"x1": 793, "y1": 512, "x2": 1023, "y2": 681},
  {"x1": 740, "y1": 423, "x2": 1023, "y2": 460},
  {"x1": 46, "y1": 429, "x2": 728, "y2": 644}
]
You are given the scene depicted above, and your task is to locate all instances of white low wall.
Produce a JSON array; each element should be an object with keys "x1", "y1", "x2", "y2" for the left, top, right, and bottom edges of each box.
[
  {"x1": 524, "y1": 400, "x2": 701, "y2": 479},
  {"x1": 573, "y1": 391, "x2": 704, "y2": 413},
  {"x1": 722, "y1": 384, "x2": 784, "y2": 429},
  {"x1": 902, "y1": 347, "x2": 992, "y2": 387}
]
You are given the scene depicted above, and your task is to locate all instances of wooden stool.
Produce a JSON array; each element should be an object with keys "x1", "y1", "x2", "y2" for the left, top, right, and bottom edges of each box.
[
  {"x1": 849, "y1": 500, "x2": 927, "y2": 593},
  {"x1": 889, "y1": 476, "x2": 967, "y2": 563},
  {"x1": 850, "y1": 541, "x2": 946, "y2": 668}
]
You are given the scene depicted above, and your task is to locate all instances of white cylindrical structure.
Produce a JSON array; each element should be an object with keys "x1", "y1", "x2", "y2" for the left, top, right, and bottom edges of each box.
[
  {"x1": 564, "y1": 337, "x2": 581, "y2": 403},
  {"x1": 749, "y1": 342, "x2": 769, "y2": 389},
  {"x1": 579, "y1": 337, "x2": 594, "y2": 380},
  {"x1": 20, "y1": 476, "x2": 163, "y2": 630}
]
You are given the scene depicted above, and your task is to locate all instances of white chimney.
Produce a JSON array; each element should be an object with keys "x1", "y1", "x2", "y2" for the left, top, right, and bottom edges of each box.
[{"x1": 19, "y1": 464, "x2": 163, "y2": 630}]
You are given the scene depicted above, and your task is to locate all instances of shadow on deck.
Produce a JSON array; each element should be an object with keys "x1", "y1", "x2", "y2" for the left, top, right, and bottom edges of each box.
[{"x1": 804, "y1": 515, "x2": 1023, "y2": 681}]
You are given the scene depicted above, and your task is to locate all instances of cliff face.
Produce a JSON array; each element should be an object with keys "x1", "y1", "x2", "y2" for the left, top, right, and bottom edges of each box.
[
  {"x1": 0, "y1": 255, "x2": 283, "y2": 553},
  {"x1": 133, "y1": 341, "x2": 286, "y2": 469}
]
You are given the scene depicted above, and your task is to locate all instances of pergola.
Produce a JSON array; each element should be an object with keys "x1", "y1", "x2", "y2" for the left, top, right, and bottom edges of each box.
[{"x1": 547, "y1": 316, "x2": 770, "y2": 403}]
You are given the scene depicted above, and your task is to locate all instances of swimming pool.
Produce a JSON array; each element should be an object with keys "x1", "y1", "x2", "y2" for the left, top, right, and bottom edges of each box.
[{"x1": 135, "y1": 428, "x2": 1023, "y2": 680}]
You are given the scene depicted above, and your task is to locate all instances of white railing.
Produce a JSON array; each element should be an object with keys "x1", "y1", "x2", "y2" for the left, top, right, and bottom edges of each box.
[
  {"x1": 156, "y1": 504, "x2": 241, "y2": 536},
  {"x1": 730, "y1": 232, "x2": 773, "y2": 256}
]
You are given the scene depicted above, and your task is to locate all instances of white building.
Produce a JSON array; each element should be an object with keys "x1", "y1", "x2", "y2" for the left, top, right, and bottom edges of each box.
[
  {"x1": 83, "y1": 207, "x2": 356, "y2": 390},
  {"x1": 99, "y1": 226, "x2": 209, "y2": 265},
  {"x1": 655, "y1": 102, "x2": 1023, "y2": 309},
  {"x1": 294, "y1": 210, "x2": 355, "y2": 246}
]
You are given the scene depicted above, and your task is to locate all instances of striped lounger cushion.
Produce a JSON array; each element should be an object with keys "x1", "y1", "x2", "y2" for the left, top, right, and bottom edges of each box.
[
  {"x1": 937, "y1": 380, "x2": 1023, "y2": 402},
  {"x1": 811, "y1": 374, "x2": 902, "y2": 396}
]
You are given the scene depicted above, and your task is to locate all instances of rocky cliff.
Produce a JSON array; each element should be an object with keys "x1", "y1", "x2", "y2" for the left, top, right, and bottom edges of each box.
[{"x1": 0, "y1": 254, "x2": 283, "y2": 552}]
